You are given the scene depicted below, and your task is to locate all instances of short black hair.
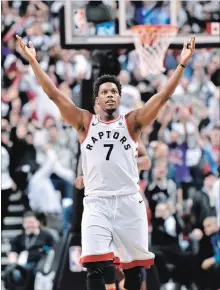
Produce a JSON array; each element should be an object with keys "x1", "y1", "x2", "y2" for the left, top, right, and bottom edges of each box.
[
  {"x1": 93, "y1": 74, "x2": 122, "y2": 103},
  {"x1": 36, "y1": 212, "x2": 47, "y2": 226},
  {"x1": 23, "y1": 211, "x2": 37, "y2": 219}
]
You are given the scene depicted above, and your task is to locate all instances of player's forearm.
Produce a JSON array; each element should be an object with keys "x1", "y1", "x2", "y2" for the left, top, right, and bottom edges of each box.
[
  {"x1": 159, "y1": 64, "x2": 185, "y2": 103},
  {"x1": 29, "y1": 58, "x2": 58, "y2": 99},
  {"x1": 136, "y1": 64, "x2": 185, "y2": 128}
]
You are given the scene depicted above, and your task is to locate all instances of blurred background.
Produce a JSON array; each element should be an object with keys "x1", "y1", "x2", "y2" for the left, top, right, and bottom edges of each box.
[{"x1": 1, "y1": 1, "x2": 220, "y2": 290}]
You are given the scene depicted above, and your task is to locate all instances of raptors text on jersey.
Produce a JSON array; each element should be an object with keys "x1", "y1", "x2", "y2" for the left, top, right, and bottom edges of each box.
[{"x1": 81, "y1": 115, "x2": 140, "y2": 196}]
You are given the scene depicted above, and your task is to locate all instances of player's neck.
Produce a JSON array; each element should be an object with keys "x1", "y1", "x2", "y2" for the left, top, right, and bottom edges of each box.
[{"x1": 99, "y1": 110, "x2": 120, "y2": 122}]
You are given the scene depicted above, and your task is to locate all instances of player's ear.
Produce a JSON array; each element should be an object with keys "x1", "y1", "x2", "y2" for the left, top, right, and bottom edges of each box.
[{"x1": 96, "y1": 97, "x2": 99, "y2": 104}]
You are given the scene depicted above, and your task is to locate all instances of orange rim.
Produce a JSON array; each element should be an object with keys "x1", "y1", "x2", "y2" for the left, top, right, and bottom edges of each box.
[
  {"x1": 131, "y1": 25, "x2": 178, "y2": 46},
  {"x1": 131, "y1": 24, "x2": 178, "y2": 34}
]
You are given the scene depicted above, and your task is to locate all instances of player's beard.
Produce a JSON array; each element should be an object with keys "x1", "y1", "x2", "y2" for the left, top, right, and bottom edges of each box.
[{"x1": 105, "y1": 108, "x2": 117, "y2": 115}]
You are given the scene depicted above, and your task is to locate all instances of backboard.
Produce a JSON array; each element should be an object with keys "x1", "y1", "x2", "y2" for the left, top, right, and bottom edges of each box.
[{"x1": 60, "y1": 0, "x2": 220, "y2": 50}]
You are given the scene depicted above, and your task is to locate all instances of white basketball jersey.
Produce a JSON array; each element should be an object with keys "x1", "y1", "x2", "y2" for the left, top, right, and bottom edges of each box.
[{"x1": 81, "y1": 115, "x2": 140, "y2": 196}]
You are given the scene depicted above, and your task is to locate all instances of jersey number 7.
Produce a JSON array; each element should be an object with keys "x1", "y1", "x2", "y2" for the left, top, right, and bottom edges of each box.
[{"x1": 104, "y1": 144, "x2": 114, "y2": 160}]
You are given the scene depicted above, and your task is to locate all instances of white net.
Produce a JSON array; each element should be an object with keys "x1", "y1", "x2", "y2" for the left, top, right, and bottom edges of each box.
[{"x1": 132, "y1": 25, "x2": 178, "y2": 77}]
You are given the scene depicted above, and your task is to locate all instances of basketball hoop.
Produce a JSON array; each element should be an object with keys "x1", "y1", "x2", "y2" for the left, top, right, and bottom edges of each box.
[{"x1": 131, "y1": 25, "x2": 178, "y2": 77}]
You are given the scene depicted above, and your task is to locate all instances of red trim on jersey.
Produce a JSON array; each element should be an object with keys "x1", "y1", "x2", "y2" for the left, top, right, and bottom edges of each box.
[
  {"x1": 119, "y1": 258, "x2": 154, "y2": 269},
  {"x1": 125, "y1": 116, "x2": 137, "y2": 143},
  {"x1": 98, "y1": 115, "x2": 121, "y2": 124},
  {"x1": 80, "y1": 114, "x2": 93, "y2": 144},
  {"x1": 114, "y1": 257, "x2": 121, "y2": 269},
  {"x1": 80, "y1": 252, "x2": 114, "y2": 264},
  {"x1": 113, "y1": 257, "x2": 120, "y2": 264}
]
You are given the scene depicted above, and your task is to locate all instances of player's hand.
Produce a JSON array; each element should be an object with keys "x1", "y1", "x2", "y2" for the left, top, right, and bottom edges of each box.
[
  {"x1": 201, "y1": 257, "x2": 215, "y2": 270},
  {"x1": 180, "y1": 36, "x2": 195, "y2": 66},
  {"x1": 75, "y1": 175, "x2": 84, "y2": 190},
  {"x1": 16, "y1": 35, "x2": 36, "y2": 62}
]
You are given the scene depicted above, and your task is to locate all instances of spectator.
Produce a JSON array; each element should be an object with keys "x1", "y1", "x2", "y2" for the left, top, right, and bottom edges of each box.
[
  {"x1": 7, "y1": 211, "x2": 56, "y2": 290},
  {"x1": 158, "y1": 107, "x2": 193, "y2": 206},
  {"x1": 27, "y1": 147, "x2": 75, "y2": 233},
  {"x1": 210, "y1": 124, "x2": 220, "y2": 165},
  {"x1": 48, "y1": 124, "x2": 75, "y2": 199},
  {"x1": 212, "y1": 174, "x2": 220, "y2": 228},
  {"x1": 188, "y1": 119, "x2": 218, "y2": 189},
  {"x1": 147, "y1": 141, "x2": 176, "y2": 181},
  {"x1": 151, "y1": 202, "x2": 190, "y2": 287},
  {"x1": 9, "y1": 121, "x2": 37, "y2": 192},
  {"x1": 1, "y1": 145, "x2": 15, "y2": 230},
  {"x1": 191, "y1": 173, "x2": 217, "y2": 230},
  {"x1": 118, "y1": 70, "x2": 143, "y2": 115},
  {"x1": 144, "y1": 161, "x2": 178, "y2": 219},
  {"x1": 8, "y1": 211, "x2": 55, "y2": 265},
  {"x1": 195, "y1": 216, "x2": 220, "y2": 290}
]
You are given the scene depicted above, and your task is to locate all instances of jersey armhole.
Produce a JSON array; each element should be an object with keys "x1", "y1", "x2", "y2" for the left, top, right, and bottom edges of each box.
[
  {"x1": 80, "y1": 114, "x2": 93, "y2": 144},
  {"x1": 125, "y1": 116, "x2": 138, "y2": 143}
]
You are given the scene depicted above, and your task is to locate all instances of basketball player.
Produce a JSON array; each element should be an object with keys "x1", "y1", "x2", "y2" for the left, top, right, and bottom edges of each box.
[
  {"x1": 75, "y1": 102, "x2": 150, "y2": 290},
  {"x1": 16, "y1": 35, "x2": 195, "y2": 290}
]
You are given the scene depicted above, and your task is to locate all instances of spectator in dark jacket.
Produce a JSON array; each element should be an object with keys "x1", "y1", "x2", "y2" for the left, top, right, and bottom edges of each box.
[
  {"x1": 195, "y1": 216, "x2": 220, "y2": 290},
  {"x1": 151, "y1": 202, "x2": 189, "y2": 285},
  {"x1": 10, "y1": 122, "x2": 37, "y2": 192},
  {"x1": 191, "y1": 173, "x2": 217, "y2": 229},
  {"x1": 145, "y1": 161, "x2": 178, "y2": 219}
]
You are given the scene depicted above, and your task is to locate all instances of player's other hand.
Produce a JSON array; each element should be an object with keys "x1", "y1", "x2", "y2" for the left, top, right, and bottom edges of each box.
[
  {"x1": 16, "y1": 35, "x2": 36, "y2": 62},
  {"x1": 75, "y1": 175, "x2": 84, "y2": 190},
  {"x1": 180, "y1": 36, "x2": 195, "y2": 66}
]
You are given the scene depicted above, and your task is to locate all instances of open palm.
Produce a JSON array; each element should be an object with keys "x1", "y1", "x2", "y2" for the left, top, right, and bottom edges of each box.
[
  {"x1": 16, "y1": 35, "x2": 36, "y2": 62},
  {"x1": 180, "y1": 36, "x2": 195, "y2": 65}
]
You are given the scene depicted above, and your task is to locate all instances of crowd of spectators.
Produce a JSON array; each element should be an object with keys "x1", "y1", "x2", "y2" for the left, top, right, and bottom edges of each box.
[
  {"x1": 1, "y1": 1, "x2": 220, "y2": 290},
  {"x1": 134, "y1": 0, "x2": 220, "y2": 33},
  {"x1": 70, "y1": 1, "x2": 220, "y2": 34}
]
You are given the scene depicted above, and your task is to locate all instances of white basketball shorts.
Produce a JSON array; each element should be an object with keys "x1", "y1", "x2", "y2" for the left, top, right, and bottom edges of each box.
[{"x1": 80, "y1": 193, "x2": 155, "y2": 269}]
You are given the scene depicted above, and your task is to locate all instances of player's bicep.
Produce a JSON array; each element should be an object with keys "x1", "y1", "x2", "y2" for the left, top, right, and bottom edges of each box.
[
  {"x1": 126, "y1": 92, "x2": 167, "y2": 140},
  {"x1": 50, "y1": 89, "x2": 84, "y2": 129},
  {"x1": 135, "y1": 92, "x2": 166, "y2": 128}
]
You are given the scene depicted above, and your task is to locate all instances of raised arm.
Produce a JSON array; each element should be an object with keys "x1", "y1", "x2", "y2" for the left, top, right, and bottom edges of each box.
[
  {"x1": 126, "y1": 36, "x2": 195, "y2": 141},
  {"x1": 16, "y1": 35, "x2": 90, "y2": 132}
]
